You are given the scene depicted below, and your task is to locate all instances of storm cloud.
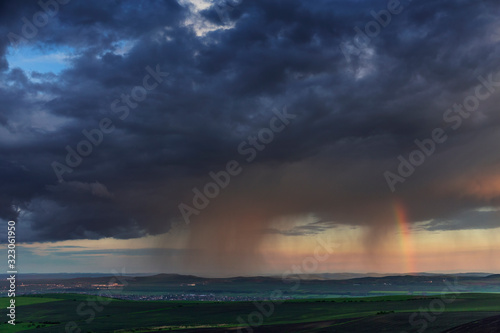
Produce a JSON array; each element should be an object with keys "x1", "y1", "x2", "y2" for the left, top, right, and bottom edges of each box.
[{"x1": 0, "y1": 0, "x2": 499, "y2": 268}]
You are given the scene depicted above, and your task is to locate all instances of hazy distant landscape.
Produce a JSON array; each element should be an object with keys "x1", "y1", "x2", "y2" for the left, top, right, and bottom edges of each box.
[
  {"x1": 2, "y1": 272, "x2": 500, "y2": 332},
  {"x1": 2, "y1": 272, "x2": 500, "y2": 300}
]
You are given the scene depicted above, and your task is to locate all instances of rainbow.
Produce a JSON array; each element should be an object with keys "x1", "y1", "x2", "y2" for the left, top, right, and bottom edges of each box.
[{"x1": 393, "y1": 200, "x2": 417, "y2": 274}]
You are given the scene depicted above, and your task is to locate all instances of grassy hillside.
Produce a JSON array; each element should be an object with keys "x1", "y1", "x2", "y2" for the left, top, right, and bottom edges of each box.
[{"x1": 1, "y1": 293, "x2": 500, "y2": 332}]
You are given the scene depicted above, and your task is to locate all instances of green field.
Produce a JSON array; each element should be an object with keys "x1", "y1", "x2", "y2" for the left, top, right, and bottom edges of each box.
[{"x1": 1, "y1": 293, "x2": 500, "y2": 332}]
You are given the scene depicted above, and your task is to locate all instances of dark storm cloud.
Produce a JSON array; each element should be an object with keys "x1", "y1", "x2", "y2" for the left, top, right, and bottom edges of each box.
[
  {"x1": 0, "y1": 0, "x2": 500, "y2": 245},
  {"x1": 264, "y1": 220, "x2": 339, "y2": 236},
  {"x1": 422, "y1": 209, "x2": 500, "y2": 231},
  {"x1": 41, "y1": 247, "x2": 187, "y2": 257}
]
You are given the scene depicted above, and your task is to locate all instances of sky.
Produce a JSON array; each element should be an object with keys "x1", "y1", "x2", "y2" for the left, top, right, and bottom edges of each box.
[{"x1": 0, "y1": 0, "x2": 500, "y2": 277}]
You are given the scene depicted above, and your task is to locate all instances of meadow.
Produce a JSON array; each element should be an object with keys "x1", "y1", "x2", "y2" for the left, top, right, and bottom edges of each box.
[{"x1": 1, "y1": 293, "x2": 500, "y2": 332}]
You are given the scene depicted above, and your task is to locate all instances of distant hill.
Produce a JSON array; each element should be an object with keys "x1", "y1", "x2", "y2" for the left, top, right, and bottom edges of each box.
[
  {"x1": 2, "y1": 271, "x2": 494, "y2": 280},
  {"x1": 3, "y1": 271, "x2": 500, "y2": 298},
  {"x1": 0, "y1": 273, "x2": 149, "y2": 280},
  {"x1": 486, "y1": 274, "x2": 500, "y2": 279}
]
